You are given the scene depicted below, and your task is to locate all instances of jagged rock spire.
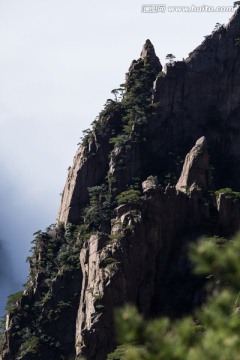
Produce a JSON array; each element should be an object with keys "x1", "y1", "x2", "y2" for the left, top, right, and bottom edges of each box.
[
  {"x1": 176, "y1": 137, "x2": 210, "y2": 193},
  {"x1": 127, "y1": 39, "x2": 162, "y2": 78},
  {"x1": 140, "y1": 39, "x2": 162, "y2": 72},
  {"x1": 140, "y1": 39, "x2": 157, "y2": 59}
]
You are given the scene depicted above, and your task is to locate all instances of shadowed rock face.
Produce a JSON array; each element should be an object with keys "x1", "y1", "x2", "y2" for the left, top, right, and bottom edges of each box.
[
  {"x1": 75, "y1": 181, "x2": 208, "y2": 359},
  {"x1": 3, "y1": 9, "x2": 240, "y2": 360},
  {"x1": 149, "y1": 9, "x2": 240, "y2": 189},
  {"x1": 75, "y1": 137, "x2": 239, "y2": 360}
]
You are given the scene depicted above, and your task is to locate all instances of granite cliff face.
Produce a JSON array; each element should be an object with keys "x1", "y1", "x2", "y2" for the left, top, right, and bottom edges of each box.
[
  {"x1": 150, "y1": 11, "x2": 240, "y2": 190},
  {"x1": 2, "y1": 9, "x2": 240, "y2": 360}
]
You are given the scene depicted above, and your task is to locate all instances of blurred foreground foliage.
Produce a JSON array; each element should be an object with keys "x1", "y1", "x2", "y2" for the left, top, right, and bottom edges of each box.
[{"x1": 108, "y1": 233, "x2": 240, "y2": 360}]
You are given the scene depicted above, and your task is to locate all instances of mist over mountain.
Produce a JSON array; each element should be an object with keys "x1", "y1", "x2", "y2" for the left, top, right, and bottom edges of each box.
[
  {"x1": 0, "y1": 169, "x2": 61, "y2": 316},
  {"x1": 0, "y1": 239, "x2": 18, "y2": 315}
]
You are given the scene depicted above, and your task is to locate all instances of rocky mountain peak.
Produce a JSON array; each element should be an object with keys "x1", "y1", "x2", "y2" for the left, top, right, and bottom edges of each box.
[
  {"x1": 128, "y1": 39, "x2": 162, "y2": 75},
  {"x1": 140, "y1": 39, "x2": 156, "y2": 59}
]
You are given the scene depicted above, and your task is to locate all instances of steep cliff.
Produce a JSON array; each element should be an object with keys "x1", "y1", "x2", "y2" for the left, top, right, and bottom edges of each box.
[{"x1": 2, "y1": 9, "x2": 240, "y2": 360}]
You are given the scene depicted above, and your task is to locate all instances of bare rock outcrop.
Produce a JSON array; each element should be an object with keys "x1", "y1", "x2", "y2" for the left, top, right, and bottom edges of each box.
[
  {"x1": 58, "y1": 111, "x2": 123, "y2": 225},
  {"x1": 176, "y1": 136, "x2": 209, "y2": 193},
  {"x1": 140, "y1": 39, "x2": 162, "y2": 73},
  {"x1": 128, "y1": 39, "x2": 162, "y2": 75}
]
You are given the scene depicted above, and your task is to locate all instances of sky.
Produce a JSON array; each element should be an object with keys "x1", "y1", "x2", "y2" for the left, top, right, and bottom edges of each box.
[{"x1": 0, "y1": 0, "x2": 236, "y2": 315}]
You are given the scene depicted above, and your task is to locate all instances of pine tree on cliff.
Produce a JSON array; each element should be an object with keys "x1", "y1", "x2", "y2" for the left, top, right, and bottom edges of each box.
[{"x1": 109, "y1": 233, "x2": 240, "y2": 360}]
